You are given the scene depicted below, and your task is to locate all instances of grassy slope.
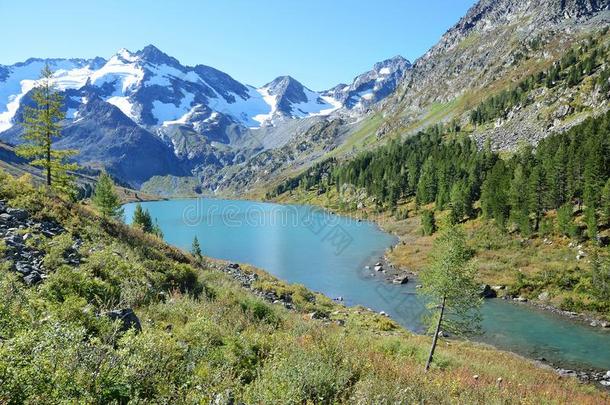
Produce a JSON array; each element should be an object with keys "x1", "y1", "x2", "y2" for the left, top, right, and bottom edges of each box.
[{"x1": 0, "y1": 171, "x2": 607, "y2": 403}]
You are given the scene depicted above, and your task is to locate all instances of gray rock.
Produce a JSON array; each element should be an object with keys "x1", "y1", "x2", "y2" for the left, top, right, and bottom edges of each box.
[
  {"x1": 105, "y1": 308, "x2": 142, "y2": 333},
  {"x1": 392, "y1": 275, "x2": 409, "y2": 285},
  {"x1": 538, "y1": 291, "x2": 550, "y2": 301},
  {"x1": 309, "y1": 311, "x2": 327, "y2": 320},
  {"x1": 5, "y1": 208, "x2": 27, "y2": 221},
  {"x1": 15, "y1": 262, "x2": 34, "y2": 275},
  {"x1": 23, "y1": 272, "x2": 42, "y2": 286},
  {"x1": 480, "y1": 284, "x2": 497, "y2": 299}
]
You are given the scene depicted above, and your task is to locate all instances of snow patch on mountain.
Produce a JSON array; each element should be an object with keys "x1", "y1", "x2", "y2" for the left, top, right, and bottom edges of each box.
[
  {"x1": 152, "y1": 93, "x2": 195, "y2": 124},
  {"x1": 90, "y1": 53, "x2": 144, "y2": 93},
  {"x1": 107, "y1": 96, "x2": 137, "y2": 121}
]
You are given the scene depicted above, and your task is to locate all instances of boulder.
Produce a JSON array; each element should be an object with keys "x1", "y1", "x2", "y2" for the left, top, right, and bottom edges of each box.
[
  {"x1": 309, "y1": 311, "x2": 327, "y2": 320},
  {"x1": 5, "y1": 208, "x2": 28, "y2": 221},
  {"x1": 23, "y1": 272, "x2": 42, "y2": 286},
  {"x1": 538, "y1": 291, "x2": 550, "y2": 301},
  {"x1": 374, "y1": 265, "x2": 383, "y2": 272},
  {"x1": 105, "y1": 308, "x2": 142, "y2": 333},
  {"x1": 557, "y1": 368, "x2": 577, "y2": 378},
  {"x1": 480, "y1": 284, "x2": 497, "y2": 298},
  {"x1": 392, "y1": 275, "x2": 409, "y2": 285}
]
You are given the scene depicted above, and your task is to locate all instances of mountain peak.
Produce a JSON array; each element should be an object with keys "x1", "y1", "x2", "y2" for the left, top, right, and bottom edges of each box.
[
  {"x1": 265, "y1": 75, "x2": 301, "y2": 87},
  {"x1": 135, "y1": 44, "x2": 182, "y2": 67},
  {"x1": 263, "y1": 75, "x2": 308, "y2": 96},
  {"x1": 373, "y1": 55, "x2": 412, "y2": 74}
]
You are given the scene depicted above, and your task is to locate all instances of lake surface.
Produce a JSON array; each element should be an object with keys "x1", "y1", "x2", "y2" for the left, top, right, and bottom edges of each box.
[{"x1": 125, "y1": 199, "x2": 610, "y2": 371}]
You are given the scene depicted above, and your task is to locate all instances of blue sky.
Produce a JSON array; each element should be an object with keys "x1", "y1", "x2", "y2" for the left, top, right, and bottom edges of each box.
[{"x1": 0, "y1": 0, "x2": 475, "y2": 90}]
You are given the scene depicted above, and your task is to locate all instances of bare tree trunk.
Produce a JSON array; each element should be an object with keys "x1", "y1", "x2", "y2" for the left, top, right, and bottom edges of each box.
[{"x1": 425, "y1": 295, "x2": 446, "y2": 371}]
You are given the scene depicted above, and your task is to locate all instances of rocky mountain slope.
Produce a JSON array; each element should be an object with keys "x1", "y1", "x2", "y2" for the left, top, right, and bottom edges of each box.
[{"x1": 377, "y1": 0, "x2": 610, "y2": 148}]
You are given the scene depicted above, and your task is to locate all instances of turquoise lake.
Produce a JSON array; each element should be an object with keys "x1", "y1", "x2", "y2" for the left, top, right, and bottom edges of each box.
[{"x1": 125, "y1": 199, "x2": 610, "y2": 371}]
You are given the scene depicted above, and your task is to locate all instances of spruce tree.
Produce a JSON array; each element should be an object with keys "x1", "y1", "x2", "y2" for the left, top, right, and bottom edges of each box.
[
  {"x1": 16, "y1": 65, "x2": 78, "y2": 196},
  {"x1": 92, "y1": 172, "x2": 123, "y2": 219}
]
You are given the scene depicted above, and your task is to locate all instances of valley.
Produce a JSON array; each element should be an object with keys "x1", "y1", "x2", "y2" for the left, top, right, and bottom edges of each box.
[{"x1": 1, "y1": 0, "x2": 610, "y2": 402}]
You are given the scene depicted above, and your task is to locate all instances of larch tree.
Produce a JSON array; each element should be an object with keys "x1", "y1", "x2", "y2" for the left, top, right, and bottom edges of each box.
[
  {"x1": 419, "y1": 226, "x2": 481, "y2": 371},
  {"x1": 16, "y1": 65, "x2": 78, "y2": 196}
]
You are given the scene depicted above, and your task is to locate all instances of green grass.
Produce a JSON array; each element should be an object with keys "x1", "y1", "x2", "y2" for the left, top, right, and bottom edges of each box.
[{"x1": 329, "y1": 114, "x2": 384, "y2": 157}]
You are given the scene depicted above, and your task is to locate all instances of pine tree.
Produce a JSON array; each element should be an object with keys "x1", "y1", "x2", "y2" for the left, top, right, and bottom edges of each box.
[
  {"x1": 16, "y1": 65, "x2": 78, "y2": 196},
  {"x1": 152, "y1": 219, "x2": 164, "y2": 239},
  {"x1": 509, "y1": 164, "x2": 531, "y2": 236},
  {"x1": 419, "y1": 226, "x2": 481, "y2": 371},
  {"x1": 191, "y1": 236, "x2": 203, "y2": 259},
  {"x1": 416, "y1": 158, "x2": 437, "y2": 206},
  {"x1": 481, "y1": 161, "x2": 510, "y2": 228},
  {"x1": 132, "y1": 203, "x2": 153, "y2": 233},
  {"x1": 421, "y1": 210, "x2": 436, "y2": 236},
  {"x1": 528, "y1": 165, "x2": 545, "y2": 231},
  {"x1": 590, "y1": 252, "x2": 610, "y2": 301},
  {"x1": 557, "y1": 203, "x2": 575, "y2": 238},
  {"x1": 584, "y1": 207, "x2": 598, "y2": 242},
  {"x1": 449, "y1": 181, "x2": 472, "y2": 224},
  {"x1": 92, "y1": 172, "x2": 124, "y2": 219},
  {"x1": 601, "y1": 178, "x2": 610, "y2": 226}
]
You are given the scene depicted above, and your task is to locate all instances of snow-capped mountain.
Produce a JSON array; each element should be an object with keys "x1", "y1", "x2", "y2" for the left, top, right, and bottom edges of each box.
[
  {"x1": 253, "y1": 76, "x2": 340, "y2": 126},
  {"x1": 0, "y1": 45, "x2": 341, "y2": 134},
  {"x1": 0, "y1": 45, "x2": 409, "y2": 187},
  {"x1": 322, "y1": 56, "x2": 411, "y2": 110}
]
